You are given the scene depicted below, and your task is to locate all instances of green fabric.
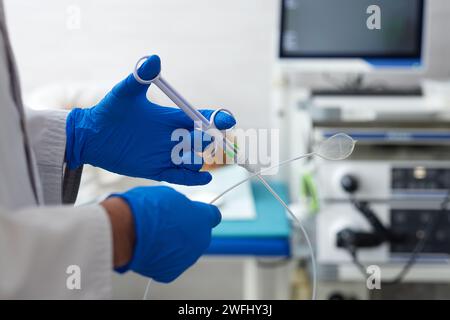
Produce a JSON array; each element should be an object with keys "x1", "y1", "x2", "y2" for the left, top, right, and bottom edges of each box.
[{"x1": 301, "y1": 172, "x2": 320, "y2": 214}]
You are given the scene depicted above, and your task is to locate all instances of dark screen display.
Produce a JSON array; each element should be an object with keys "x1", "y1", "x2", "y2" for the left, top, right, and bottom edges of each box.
[{"x1": 280, "y1": 0, "x2": 424, "y2": 58}]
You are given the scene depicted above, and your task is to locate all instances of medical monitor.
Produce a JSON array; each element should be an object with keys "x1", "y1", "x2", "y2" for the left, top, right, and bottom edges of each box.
[{"x1": 279, "y1": 0, "x2": 425, "y2": 72}]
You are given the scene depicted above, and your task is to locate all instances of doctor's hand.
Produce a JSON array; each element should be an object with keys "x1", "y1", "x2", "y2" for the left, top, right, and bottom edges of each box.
[
  {"x1": 65, "y1": 55, "x2": 236, "y2": 186},
  {"x1": 102, "y1": 186, "x2": 221, "y2": 283}
]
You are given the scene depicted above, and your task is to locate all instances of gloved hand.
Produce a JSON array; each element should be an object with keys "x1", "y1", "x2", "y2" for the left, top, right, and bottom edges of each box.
[
  {"x1": 112, "y1": 186, "x2": 221, "y2": 283},
  {"x1": 66, "y1": 55, "x2": 236, "y2": 186}
]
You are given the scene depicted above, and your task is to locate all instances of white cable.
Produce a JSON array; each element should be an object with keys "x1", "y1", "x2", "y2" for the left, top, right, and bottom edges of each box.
[
  {"x1": 141, "y1": 134, "x2": 355, "y2": 300},
  {"x1": 210, "y1": 133, "x2": 356, "y2": 204},
  {"x1": 210, "y1": 153, "x2": 314, "y2": 205},
  {"x1": 141, "y1": 154, "x2": 315, "y2": 301},
  {"x1": 254, "y1": 174, "x2": 317, "y2": 300},
  {"x1": 208, "y1": 155, "x2": 319, "y2": 301},
  {"x1": 140, "y1": 155, "x2": 317, "y2": 300},
  {"x1": 143, "y1": 279, "x2": 152, "y2": 300}
]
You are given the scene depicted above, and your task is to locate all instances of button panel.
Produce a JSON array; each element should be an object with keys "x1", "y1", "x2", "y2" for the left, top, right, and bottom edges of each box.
[
  {"x1": 392, "y1": 167, "x2": 450, "y2": 190},
  {"x1": 390, "y1": 209, "x2": 450, "y2": 254}
]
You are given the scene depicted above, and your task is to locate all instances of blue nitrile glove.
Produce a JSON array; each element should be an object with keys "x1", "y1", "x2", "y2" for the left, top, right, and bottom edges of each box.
[
  {"x1": 112, "y1": 186, "x2": 221, "y2": 283},
  {"x1": 66, "y1": 55, "x2": 236, "y2": 186}
]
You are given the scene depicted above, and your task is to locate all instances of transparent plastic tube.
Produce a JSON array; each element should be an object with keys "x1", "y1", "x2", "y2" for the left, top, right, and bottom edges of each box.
[
  {"x1": 209, "y1": 134, "x2": 356, "y2": 300},
  {"x1": 143, "y1": 133, "x2": 356, "y2": 300},
  {"x1": 211, "y1": 134, "x2": 356, "y2": 204},
  {"x1": 143, "y1": 279, "x2": 152, "y2": 300}
]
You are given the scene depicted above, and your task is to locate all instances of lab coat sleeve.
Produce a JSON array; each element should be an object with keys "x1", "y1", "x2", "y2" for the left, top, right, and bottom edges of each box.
[
  {"x1": 26, "y1": 109, "x2": 82, "y2": 205},
  {"x1": 0, "y1": 204, "x2": 112, "y2": 299}
]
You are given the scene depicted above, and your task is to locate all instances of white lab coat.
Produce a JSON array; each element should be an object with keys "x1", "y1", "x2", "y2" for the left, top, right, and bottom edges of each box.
[{"x1": 0, "y1": 2, "x2": 112, "y2": 298}]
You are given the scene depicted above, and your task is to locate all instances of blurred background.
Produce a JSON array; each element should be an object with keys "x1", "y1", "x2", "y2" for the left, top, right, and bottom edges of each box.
[
  {"x1": 5, "y1": 0, "x2": 278, "y2": 129},
  {"x1": 5, "y1": 0, "x2": 450, "y2": 299}
]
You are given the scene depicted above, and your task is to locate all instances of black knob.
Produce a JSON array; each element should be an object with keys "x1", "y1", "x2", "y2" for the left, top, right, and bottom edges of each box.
[{"x1": 341, "y1": 174, "x2": 359, "y2": 193}]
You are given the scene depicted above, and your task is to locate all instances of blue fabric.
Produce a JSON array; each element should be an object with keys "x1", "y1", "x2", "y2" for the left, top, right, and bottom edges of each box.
[
  {"x1": 66, "y1": 55, "x2": 236, "y2": 186},
  {"x1": 206, "y1": 182, "x2": 291, "y2": 257},
  {"x1": 212, "y1": 182, "x2": 290, "y2": 238},
  {"x1": 113, "y1": 186, "x2": 221, "y2": 283},
  {"x1": 207, "y1": 237, "x2": 290, "y2": 256}
]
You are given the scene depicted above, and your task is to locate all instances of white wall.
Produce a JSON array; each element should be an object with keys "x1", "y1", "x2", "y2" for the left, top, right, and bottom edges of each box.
[
  {"x1": 4, "y1": 0, "x2": 278, "y2": 129},
  {"x1": 5, "y1": 0, "x2": 450, "y2": 129},
  {"x1": 4, "y1": 1, "x2": 450, "y2": 129}
]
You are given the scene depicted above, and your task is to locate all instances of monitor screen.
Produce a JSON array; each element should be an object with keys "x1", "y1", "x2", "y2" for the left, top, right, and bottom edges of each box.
[{"x1": 279, "y1": 0, "x2": 424, "y2": 61}]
